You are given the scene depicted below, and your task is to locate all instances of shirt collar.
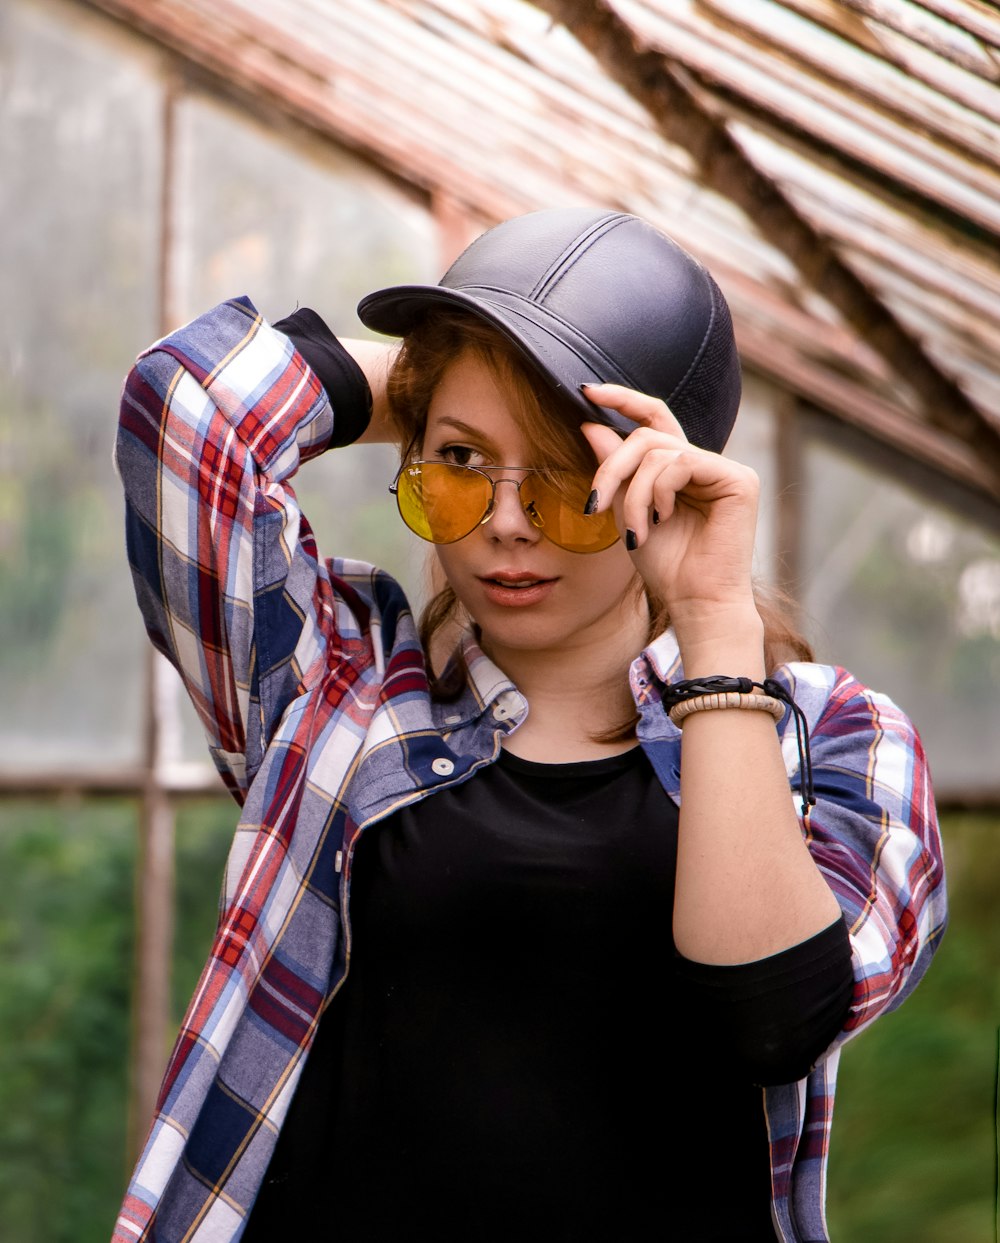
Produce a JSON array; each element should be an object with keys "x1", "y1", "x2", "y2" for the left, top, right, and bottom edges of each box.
[
  {"x1": 430, "y1": 629, "x2": 528, "y2": 733},
  {"x1": 629, "y1": 626, "x2": 683, "y2": 706}
]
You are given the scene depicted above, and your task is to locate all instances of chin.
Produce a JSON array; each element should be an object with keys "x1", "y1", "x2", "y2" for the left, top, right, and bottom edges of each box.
[{"x1": 474, "y1": 605, "x2": 621, "y2": 662}]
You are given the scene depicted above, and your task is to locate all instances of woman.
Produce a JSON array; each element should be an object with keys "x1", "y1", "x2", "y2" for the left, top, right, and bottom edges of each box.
[{"x1": 114, "y1": 209, "x2": 945, "y2": 1242}]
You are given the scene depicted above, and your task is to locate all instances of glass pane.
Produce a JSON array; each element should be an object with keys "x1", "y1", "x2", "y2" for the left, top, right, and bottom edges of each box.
[
  {"x1": 801, "y1": 437, "x2": 1000, "y2": 792},
  {"x1": 168, "y1": 93, "x2": 439, "y2": 764},
  {"x1": 0, "y1": 0, "x2": 161, "y2": 772},
  {"x1": 172, "y1": 91, "x2": 437, "y2": 595},
  {"x1": 0, "y1": 798, "x2": 137, "y2": 1242}
]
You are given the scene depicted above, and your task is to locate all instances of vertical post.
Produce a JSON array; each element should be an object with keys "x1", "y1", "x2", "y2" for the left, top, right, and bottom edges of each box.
[
  {"x1": 774, "y1": 391, "x2": 805, "y2": 629},
  {"x1": 432, "y1": 190, "x2": 483, "y2": 269},
  {"x1": 129, "y1": 687, "x2": 176, "y2": 1156},
  {"x1": 127, "y1": 65, "x2": 179, "y2": 1162}
]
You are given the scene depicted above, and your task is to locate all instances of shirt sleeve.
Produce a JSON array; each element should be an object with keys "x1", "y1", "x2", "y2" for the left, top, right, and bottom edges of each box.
[
  {"x1": 778, "y1": 663, "x2": 948, "y2": 1041},
  {"x1": 272, "y1": 307, "x2": 372, "y2": 448},
  {"x1": 114, "y1": 295, "x2": 358, "y2": 801},
  {"x1": 675, "y1": 916, "x2": 854, "y2": 1086}
]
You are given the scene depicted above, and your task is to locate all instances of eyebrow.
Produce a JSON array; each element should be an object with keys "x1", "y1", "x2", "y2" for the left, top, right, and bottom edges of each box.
[{"x1": 428, "y1": 415, "x2": 500, "y2": 453}]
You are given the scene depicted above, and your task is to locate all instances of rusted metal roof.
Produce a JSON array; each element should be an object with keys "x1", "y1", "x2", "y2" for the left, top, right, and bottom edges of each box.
[{"x1": 82, "y1": 0, "x2": 1000, "y2": 515}]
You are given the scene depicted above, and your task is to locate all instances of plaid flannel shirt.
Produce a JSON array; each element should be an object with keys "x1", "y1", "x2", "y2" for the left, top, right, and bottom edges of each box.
[{"x1": 113, "y1": 296, "x2": 946, "y2": 1243}]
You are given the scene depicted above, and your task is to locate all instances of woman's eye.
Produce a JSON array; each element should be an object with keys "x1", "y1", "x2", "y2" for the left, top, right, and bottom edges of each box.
[{"x1": 438, "y1": 444, "x2": 484, "y2": 468}]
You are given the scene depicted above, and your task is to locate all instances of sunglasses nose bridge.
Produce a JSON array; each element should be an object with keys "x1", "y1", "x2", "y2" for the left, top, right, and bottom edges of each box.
[
  {"x1": 488, "y1": 470, "x2": 528, "y2": 489},
  {"x1": 481, "y1": 473, "x2": 541, "y2": 533}
]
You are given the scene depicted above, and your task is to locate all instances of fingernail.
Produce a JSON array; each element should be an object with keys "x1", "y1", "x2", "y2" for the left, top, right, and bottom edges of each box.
[
  {"x1": 583, "y1": 489, "x2": 599, "y2": 516},
  {"x1": 652, "y1": 509, "x2": 660, "y2": 526},
  {"x1": 625, "y1": 528, "x2": 638, "y2": 551}
]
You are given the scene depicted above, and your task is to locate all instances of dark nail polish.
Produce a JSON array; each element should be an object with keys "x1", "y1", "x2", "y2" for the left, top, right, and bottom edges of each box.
[
  {"x1": 652, "y1": 509, "x2": 660, "y2": 526},
  {"x1": 583, "y1": 489, "x2": 599, "y2": 516},
  {"x1": 625, "y1": 528, "x2": 638, "y2": 551}
]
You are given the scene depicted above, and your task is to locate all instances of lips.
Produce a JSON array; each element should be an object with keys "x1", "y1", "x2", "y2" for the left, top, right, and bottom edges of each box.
[
  {"x1": 484, "y1": 575, "x2": 550, "y2": 588},
  {"x1": 480, "y1": 569, "x2": 557, "y2": 588},
  {"x1": 477, "y1": 570, "x2": 558, "y2": 607}
]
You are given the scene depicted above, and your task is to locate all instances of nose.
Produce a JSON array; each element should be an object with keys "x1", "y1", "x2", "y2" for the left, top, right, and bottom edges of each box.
[{"x1": 484, "y1": 475, "x2": 541, "y2": 544}]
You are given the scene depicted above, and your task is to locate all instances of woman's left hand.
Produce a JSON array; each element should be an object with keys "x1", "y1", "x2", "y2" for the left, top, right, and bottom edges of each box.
[{"x1": 580, "y1": 383, "x2": 761, "y2": 639}]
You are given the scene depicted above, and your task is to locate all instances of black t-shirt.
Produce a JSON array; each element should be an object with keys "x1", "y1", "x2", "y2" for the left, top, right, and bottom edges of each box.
[{"x1": 246, "y1": 747, "x2": 851, "y2": 1241}]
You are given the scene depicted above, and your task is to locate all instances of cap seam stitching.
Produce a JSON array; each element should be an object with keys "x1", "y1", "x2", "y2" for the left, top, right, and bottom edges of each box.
[
  {"x1": 528, "y1": 213, "x2": 627, "y2": 301},
  {"x1": 489, "y1": 296, "x2": 643, "y2": 391}
]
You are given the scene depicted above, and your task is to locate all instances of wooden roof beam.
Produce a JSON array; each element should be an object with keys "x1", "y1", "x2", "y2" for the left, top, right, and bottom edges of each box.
[{"x1": 531, "y1": 0, "x2": 1000, "y2": 484}]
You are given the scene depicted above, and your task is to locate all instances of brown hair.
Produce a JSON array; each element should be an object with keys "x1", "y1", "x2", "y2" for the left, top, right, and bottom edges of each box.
[{"x1": 387, "y1": 308, "x2": 813, "y2": 714}]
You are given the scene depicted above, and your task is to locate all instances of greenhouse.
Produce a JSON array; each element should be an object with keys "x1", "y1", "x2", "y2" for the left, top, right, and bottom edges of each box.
[{"x1": 1, "y1": 0, "x2": 998, "y2": 1238}]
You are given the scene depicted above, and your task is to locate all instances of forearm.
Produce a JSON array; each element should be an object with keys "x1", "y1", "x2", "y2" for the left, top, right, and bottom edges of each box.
[
  {"x1": 672, "y1": 612, "x2": 842, "y2": 965},
  {"x1": 117, "y1": 298, "x2": 338, "y2": 792}
]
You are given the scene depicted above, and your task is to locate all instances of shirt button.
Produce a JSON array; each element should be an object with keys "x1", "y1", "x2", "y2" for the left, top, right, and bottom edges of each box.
[
  {"x1": 493, "y1": 704, "x2": 510, "y2": 721},
  {"x1": 431, "y1": 757, "x2": 455, "y2": 777}
]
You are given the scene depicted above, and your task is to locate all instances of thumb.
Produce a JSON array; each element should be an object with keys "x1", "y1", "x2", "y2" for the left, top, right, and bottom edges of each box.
[{"x1": 580, "y1": 420, "x2": 624, "y2": 465}]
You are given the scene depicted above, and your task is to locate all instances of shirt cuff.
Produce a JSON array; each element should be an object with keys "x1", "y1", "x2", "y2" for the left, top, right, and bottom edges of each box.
[{"x1": 273, "y1": 307, "x2": 373, "y2": 448}]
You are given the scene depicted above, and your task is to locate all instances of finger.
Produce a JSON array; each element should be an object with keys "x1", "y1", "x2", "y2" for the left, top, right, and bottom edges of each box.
[
  {"x1": 579, "y1": 420, "x2": 626, "y2": 470},
  {"x1": 621, "y1": 449, "x2": 692, "y2": 545},
  {"x1": 580, "y1": 422, "x2": 629, "y2": 520},
  {"x1": 584, "y1": 425, "x2": 690, "y2": 514},
  {"x1": 621, "y1": 454, "x2": 680, "y2": 536},
  {"x1": 581, "y1": 382, "x2": 688, "y2": 442}
]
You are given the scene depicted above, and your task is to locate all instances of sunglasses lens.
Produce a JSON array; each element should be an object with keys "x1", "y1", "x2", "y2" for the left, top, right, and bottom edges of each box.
[
  {"x1": 522, "y1": 476, "x2": 620, "y2": 554},
  {"x1": 396, "y1": 463, "x2": 492, "y2": 543}
]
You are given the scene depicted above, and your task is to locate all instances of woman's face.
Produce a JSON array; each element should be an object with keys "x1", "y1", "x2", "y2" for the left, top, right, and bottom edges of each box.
[{"x1": 422, "y1": 350, "x2": 648, "y2": 665}]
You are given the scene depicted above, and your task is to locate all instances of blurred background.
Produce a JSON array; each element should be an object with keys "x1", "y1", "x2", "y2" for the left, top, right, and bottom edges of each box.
[{"x1": 1, "y1": 0, "x2": 998, "y2": 1238}]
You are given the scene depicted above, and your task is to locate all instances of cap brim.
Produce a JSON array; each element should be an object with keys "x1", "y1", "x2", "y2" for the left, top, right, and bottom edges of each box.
[{"x1": 357, "y1": 283, "x2": 640, "y2": 438}]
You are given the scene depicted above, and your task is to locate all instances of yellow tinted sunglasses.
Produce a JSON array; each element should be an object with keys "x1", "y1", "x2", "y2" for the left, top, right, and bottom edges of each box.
[{"x1": 389, "y1": 461, "x2": 620, "y2": 554}]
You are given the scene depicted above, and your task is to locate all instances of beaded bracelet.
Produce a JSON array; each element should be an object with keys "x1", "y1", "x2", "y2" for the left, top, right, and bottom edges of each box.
[
  {"x1": 661, "y1": 675, "x2": 816, "y2": 816},
  {"x1": 668, "y1": 689, "x2": 785, "y2": 726}
]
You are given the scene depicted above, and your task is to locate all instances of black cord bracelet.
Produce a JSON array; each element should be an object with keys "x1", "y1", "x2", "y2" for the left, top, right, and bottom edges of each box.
[{"x1": 662, "y1": 676, "x2": 816, "y2": 816}]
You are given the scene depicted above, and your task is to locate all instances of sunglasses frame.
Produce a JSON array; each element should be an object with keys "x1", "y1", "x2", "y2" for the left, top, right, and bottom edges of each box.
[{"x1": 388, "y1": 459, "x2": 620, "y2": 554}]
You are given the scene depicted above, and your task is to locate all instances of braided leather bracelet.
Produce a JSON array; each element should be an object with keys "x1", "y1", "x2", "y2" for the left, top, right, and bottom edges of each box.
[{"x1": 661, "y1": 675, "x2": 816, "y2": 815}]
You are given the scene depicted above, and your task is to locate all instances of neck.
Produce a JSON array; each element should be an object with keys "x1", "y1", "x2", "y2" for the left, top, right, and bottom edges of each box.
[{"x1": 482, "y1": 604, "x2": 650, "y2": 762}]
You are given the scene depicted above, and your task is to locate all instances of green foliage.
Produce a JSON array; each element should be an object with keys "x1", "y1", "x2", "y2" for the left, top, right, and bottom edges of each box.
[
  {"x1": 0, "y1": 800, "x2": 135, "y2": 1243},
  {"x1": 0, "y1": 797, "x2": 235, "y2": 1242},
  {"x1": 827, "y1": 812, "x2": 1000, "y2": 1242}
]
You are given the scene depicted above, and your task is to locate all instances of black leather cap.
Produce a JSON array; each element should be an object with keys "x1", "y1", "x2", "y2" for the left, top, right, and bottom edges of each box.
[{"x1": 357, "y1": 207, "x2": 741, "y2": 450}]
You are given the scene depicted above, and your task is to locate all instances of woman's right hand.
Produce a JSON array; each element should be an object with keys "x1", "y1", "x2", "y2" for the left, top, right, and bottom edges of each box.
[{"x1": 579, "y1": 382, "x2": 762, "y2": 663}]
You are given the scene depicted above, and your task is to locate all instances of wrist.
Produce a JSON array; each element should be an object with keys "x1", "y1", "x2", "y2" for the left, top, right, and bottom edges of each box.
[
  {"x1": 671, "y1": 602, "x2": 765, "y2": 680},
  {"x1": 275, "y1": 310, "x2": 373, "y2": 448}
]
